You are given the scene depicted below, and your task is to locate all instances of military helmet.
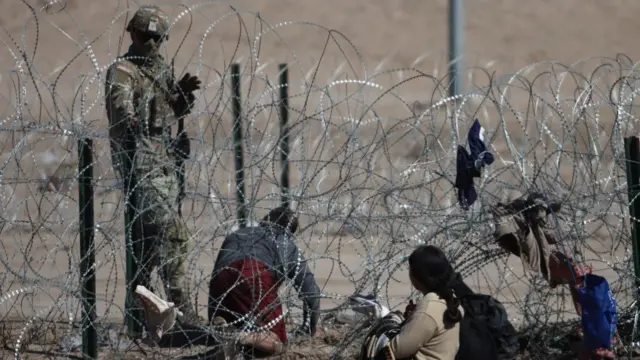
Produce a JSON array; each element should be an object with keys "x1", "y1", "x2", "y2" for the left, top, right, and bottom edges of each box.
[{"x1": 126, "y1": 5, "x2": 170, "y2": 39}]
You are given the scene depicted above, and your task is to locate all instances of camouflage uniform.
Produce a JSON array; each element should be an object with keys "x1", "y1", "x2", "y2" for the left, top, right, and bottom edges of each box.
[{"x1": 104, "y1": 6, "x2": 199, "y2": 323}]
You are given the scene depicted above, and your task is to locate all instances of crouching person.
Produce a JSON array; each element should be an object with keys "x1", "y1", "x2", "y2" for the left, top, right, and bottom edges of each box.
[
  {"x1": 491, "y1": 191, "x2": 617, "y2": 359},
  {"x1": 490, "y1": 191, "x2": 590, "y2": 313},
  {"x1": 208, "y1": 206, "x2": 323, "y2": 358}
]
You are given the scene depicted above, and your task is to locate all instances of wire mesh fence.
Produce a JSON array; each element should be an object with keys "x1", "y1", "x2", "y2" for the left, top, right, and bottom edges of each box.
[{"x1": 0, "y1": 2, "x2": 639, "y2": 359}]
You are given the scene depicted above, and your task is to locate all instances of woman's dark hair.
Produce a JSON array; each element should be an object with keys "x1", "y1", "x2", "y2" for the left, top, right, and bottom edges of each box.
[
  {"x1": 408, "y1": 245, "x2": 462, "y2": 325},
  {"x1": 260, "y1": 206, "x2": 299, "y2": 234}
]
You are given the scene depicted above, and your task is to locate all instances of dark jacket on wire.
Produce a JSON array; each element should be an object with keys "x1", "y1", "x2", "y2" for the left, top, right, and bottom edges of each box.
[{"x1": 455, "y1": 119, "x2": 494, "y2": 209}]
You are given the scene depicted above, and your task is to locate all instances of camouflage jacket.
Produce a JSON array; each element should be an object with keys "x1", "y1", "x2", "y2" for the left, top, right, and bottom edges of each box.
[{"x1": 105, "y1": 45, "x2": 180, "y2": 177}]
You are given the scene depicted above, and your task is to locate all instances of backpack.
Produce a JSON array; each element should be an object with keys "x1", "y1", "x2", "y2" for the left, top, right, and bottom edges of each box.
[
  {"x1": 453, "y1": 273, "x2": 519, "y2": 360},
  {"x1": 358, "y1": 311, "x2": 404, "y2": 360},
  {"x1": 578, "y1": 274, "x2": 617, "y2": 350}
]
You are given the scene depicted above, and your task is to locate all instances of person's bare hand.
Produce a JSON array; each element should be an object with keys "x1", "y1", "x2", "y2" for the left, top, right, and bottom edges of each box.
[
  {"x1": 404, "y1": 299, "x2": 416, "y2": 319},
  {"x1": 238, "y1": 331, "x2": 284, "y2": 355}
]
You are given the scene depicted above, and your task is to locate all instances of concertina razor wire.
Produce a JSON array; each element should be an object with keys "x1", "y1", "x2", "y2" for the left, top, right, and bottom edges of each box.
[{"x1": 0, "y1": 1, "x2": 639, "y2": 359}]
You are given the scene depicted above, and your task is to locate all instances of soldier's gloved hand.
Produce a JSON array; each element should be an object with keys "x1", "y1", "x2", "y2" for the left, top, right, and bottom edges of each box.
[
  {"x1": 170, "y1": 132, "x2": 191, "y2": 160},
  {"x1": 178, "y1": 73, "x2": 201, "y2": 93},
  {"x1": 173, "y1": 73, "x2": 201, "y2": 117}
]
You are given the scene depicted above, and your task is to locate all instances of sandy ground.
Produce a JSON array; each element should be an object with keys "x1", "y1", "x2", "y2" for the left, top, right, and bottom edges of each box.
[{"x1": 0, "y1": 0, "x2": 639, "y2": 359}]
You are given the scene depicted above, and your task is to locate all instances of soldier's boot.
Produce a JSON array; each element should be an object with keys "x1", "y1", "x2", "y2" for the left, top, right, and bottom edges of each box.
[{"x1": 168, "y1": 289, "x2": 206, "y2": 326}]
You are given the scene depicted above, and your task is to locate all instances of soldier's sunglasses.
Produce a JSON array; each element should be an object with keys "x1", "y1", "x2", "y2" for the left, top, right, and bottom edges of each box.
[{"x1": 138, "y1": 33, "x2": 166, "y2": 44}]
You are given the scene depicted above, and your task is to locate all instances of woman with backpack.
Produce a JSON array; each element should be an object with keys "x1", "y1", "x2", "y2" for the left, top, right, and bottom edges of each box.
[{"x1": 383, "y1": 245, "x2": 464, "y2": 360}]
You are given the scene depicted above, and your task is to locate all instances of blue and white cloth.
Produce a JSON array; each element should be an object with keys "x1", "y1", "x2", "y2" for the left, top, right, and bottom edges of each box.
[{"x1": 455, "y1": 119, "x2": 494, "y2": 210}]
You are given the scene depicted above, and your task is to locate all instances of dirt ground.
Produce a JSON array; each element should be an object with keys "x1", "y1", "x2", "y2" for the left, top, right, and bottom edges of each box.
[
  {"x1": 0, "y1": 318, "x2": 613, "y2": 360},
  {"x1": 0, "y1": 0, "x2": 639, "y2": 359}
]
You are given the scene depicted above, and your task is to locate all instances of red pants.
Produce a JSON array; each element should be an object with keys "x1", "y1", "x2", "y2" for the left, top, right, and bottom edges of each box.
[{"x1": 208, "y1": 259, "x2": 287, "y2": 343}]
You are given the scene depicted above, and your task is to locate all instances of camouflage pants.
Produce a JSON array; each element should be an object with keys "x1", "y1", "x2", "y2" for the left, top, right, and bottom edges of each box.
[{"x1": 124, "y1": 171, "x2": 191, "y2": 296}]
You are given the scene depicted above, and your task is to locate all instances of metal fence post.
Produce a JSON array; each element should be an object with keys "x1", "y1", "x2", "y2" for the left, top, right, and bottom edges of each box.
[
  {"x1": 278, "y1": 63, "x2": 290, "y2": 209},
  {"x1": 78, "y1": 138, "x2": 97, "y2": 359},
  {"x1": 625, "y1": 136, "x2": 640, "y2": 347},
  {"x1": 123, "y1": 134, "x2": 143, "y2": 337},
  {"x1": 448, "y1": 0, "x2": 464, "y2": 98},
  {"x1": 231, "y1": 63, "x2": 247, "y2": 228},
  {"x1": 625, "y1": 136, "x2": 640, "y2": 304}
]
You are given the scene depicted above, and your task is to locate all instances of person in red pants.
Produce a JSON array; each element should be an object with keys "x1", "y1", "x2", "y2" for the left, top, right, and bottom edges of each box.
[{"x1": 208, "y1": 206, "x2": 322, "y2": 357}]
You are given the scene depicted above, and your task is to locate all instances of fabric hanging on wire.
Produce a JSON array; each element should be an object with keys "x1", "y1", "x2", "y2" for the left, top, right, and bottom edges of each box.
[{"x1": 455, "y1": 119, "x2": 495, "y2": 210}]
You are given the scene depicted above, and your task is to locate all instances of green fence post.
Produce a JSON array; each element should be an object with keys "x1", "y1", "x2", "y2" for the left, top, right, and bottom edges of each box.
[
  {"x1": 625, "y1": 136, "x2": 640, "y2": 334},
  {"x1": 231, "y1": 63, "x2": 247, "y2": 228},
  {"x1": 278, "y1": 63, "x2": 290, "y2": 209},
  {"x1": 124, "y1": 134, "x2": 143, "y2": 337},
  {"x1": 78, "y1": 138, "x2": 97, "y2": 359}
]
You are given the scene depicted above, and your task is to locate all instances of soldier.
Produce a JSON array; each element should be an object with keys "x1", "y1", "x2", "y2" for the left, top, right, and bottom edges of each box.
[{"x1": 104, "y1": 5, "x2": 203, "y2": 326}]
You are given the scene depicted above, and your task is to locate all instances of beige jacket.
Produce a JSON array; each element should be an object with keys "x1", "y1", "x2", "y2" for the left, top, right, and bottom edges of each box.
[
  {"x1": 490, "y1": 190, "x2": 562, "y2": 281},
  {"x1": 390, "y1": 292, "x2": 462, "y2": 360}
]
